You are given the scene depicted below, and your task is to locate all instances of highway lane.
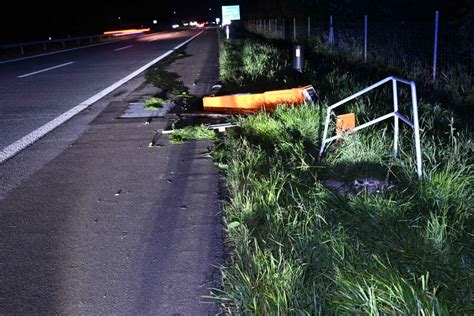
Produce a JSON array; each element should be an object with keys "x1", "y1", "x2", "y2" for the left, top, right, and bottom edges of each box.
[{"x1": 0, "y1": 29, "x2": 201, "y2": 153}]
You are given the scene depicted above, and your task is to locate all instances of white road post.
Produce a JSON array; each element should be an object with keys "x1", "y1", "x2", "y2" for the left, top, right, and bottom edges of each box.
[{"x1": 329, "y1": 16, "x2": 335, "y2": 46}]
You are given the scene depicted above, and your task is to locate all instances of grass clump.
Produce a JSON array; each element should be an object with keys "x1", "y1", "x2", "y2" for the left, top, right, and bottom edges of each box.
[
  {"x1": 144, "y1": 97, "x2": 166, "y2": 110},
  {"x1": 145, "y1": 50, "x2": 190, "y2": 96},
  {"x1": 169, "y1": 125, "x2": 216, "y2": 144},
  {"x1": 211, "y1": 27, "x2": 473, "y2": 314}
]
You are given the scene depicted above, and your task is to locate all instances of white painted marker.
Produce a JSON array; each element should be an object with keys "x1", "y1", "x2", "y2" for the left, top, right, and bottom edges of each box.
[
  {"x1": 17, "y1": 62, "x2": 75, "y2": 78},
  {"x1": 114, "y1": 45, "x2": 133, "y2": 51}
]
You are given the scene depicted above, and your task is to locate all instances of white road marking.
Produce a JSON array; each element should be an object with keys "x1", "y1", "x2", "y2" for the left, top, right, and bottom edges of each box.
[
  {"x1": 0, "y1": 41, "x2": 126, "y2": 64},
  {"x1": 17, "y1": 62, "x2": 75, "y2": 78},
  {"x1": 115, "y1": 45, "x2": 133, "y2": 51},
  {"x1": 0, "y1": 31, "x2": 180, "y2": 65},
  {"x1": 0, "y1": 30, "x2": 204, "y2": 164}
]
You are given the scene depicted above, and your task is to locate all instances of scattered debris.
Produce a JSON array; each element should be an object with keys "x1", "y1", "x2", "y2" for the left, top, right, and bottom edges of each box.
[{"x1": 323, "y1": 178, "x2": 388, "y2": 194}]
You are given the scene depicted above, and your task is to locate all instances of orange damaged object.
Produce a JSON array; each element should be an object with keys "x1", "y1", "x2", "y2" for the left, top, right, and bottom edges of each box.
[
  {"x1": 336, "y1": 113, "x2": 356, "y2": 134},
  {"x1": 203, "y1": 85, "x2": 317, "y2": 113}
]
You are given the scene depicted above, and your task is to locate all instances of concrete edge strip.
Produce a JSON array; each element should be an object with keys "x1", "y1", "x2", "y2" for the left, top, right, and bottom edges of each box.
[{"x1": 0, "y1": 30, "x2": 204, "y2": 164}]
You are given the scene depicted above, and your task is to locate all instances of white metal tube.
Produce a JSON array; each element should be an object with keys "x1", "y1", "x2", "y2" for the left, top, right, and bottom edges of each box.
[
  {"x1": 392, "y1": 76, "x2": 413, "y2": 85},
  {"x1": 395, "y1": 112, "x2": 414, "y2": 128},
  {"x1": 433, "y1": 11, "x2": 439, "y2": 82},
  {"x1": 329, "y1": 76, "x2": 393, "y2": 110},
  {"x1": 324, "y1": 113, "x2": 395, "y2": 143},
  {"x1": 392, "y1": 79, "x2": 399, "y2": 158},
  {"x1": 319, "y1": 111, "x2": 331, "y2": 158},
  {"x1": 411, "y1": 82, "x2": 423, "y2": 180}
]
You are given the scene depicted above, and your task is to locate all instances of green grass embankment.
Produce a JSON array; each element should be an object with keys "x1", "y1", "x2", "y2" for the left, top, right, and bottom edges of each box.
[{"x1": 212, "y1": 28, "x2": 473, "y2": 314}]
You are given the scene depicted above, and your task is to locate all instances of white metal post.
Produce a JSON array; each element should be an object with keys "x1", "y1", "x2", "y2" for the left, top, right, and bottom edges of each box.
[
  {"x1": 392, "y1": 79, "x2": 399, "y2": 158},
  {"x1": 308, "y1": 17, "x2": 311, "y2": 38},
  {"x1": 329, "y1": 16, "x2": 334, "y2": 46},
  {"x1": 364, "y1": 15, "x2": 368, "y2": 61},
  {"x1": 319, "y1": 111, "x2": 331, "y2": 158},
  {"x1": 432, "y1": 10, "x2": 439, "y2": 82},
  {"x1": 226, "y1": 25, "x2": 230, "y2": 39},
  {"x1": 411, "y1": 82, "x2": 423, "y2": 180},
  {"x1": 293, "y1": 17, "x2": 297, "y2": 42}
]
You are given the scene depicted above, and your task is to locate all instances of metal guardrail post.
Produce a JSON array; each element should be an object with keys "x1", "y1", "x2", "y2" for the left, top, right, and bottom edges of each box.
[
  {"x1": 432, "y1": 10, "x2": 439, "y2": 82},
  {"x1": 364, "y1": 15, "x2": 368, "y2": 61}
]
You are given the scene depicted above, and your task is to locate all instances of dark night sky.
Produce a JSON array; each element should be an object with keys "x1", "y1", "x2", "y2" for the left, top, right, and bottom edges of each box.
[
  {"x1": 0, "y1": 1, "x2": 233, "y2": 43},
  {"x1": 0, "y1": 1, "x2": 471, "y2": 43}
]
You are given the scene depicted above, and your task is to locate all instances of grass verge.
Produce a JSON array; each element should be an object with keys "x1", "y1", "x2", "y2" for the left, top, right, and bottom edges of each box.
[{"x1": 211, "y1": 28, "x2": 473, "y2": 314}]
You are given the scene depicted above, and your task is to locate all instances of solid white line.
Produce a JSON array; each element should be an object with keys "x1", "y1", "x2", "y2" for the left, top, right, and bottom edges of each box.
[
  {"x1": 115, "y1": 45, "x2": 133, "y2": 51},
  {"x1": 0, "y1": 30, "x2": 204, "y2": 164},
  {"x1": 17, "y1": 62, "x2": 75, "y2": 78},
  {"x1": 0, "y1": 40, "x2": 126, "y2": 64}
]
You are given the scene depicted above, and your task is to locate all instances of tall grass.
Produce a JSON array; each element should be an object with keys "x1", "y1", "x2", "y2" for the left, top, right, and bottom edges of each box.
[{"x1": 213, "y1": 28, "x2": 473, "y2": 314}]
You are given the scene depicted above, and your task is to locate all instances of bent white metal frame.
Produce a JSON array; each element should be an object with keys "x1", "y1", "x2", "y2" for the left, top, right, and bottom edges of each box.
[{"x1": 319, "y1": 76, "x2": 423, "y2": 180}]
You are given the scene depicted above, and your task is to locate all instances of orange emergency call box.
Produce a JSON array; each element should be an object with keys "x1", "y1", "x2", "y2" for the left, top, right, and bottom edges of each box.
[{"x1": 203, "y1": 85, "x2": 317, "y2": 113}]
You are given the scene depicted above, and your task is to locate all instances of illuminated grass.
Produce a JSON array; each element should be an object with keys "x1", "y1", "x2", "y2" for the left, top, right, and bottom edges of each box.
[
  {"x1": 212, "y1": 29, "x2": 473, "y2": 314},
  {"x1": 144, "y1": 97, "x2": 166, "y2": 110}
]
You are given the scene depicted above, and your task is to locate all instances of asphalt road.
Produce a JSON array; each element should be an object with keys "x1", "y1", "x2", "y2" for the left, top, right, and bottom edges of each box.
[
  {"x1": 0, "y1": 29, "x2": 223, "y2": 314},
  {"x1": 0, "y1": 29, "x2": 201, "y2": 151}
]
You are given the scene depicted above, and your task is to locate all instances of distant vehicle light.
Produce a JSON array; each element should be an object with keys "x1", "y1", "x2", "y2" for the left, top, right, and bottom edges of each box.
[
  {"x1": 190, "y1": 21, "x2": 198, "y2": 26},
  {"x1": 103, "y1": 28, "x2": 150, "y2": 36},
  {"x1": 153, "y1": 20, "x2": 158, "y2": 24},
  {"x1": 197, "y1": 22, "x2": 205, "y2": 28},
  {"x1": 183, "y1": 23, "x2": 189, "y2": 26},
  {"x1": 215, "y1": 18, "x2": 221, "y2": 24},
  {"x1": 172, "y1": 24, "x2": 180, "y2": 29}
]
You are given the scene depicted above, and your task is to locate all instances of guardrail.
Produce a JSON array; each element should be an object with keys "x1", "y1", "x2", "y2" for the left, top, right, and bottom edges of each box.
[
  {"x1": 0, "y1": 34, "x2": 122, "y2": 55},
  {"x1": 319, "y1": 76, "x2": 423, "y2": 180}
]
